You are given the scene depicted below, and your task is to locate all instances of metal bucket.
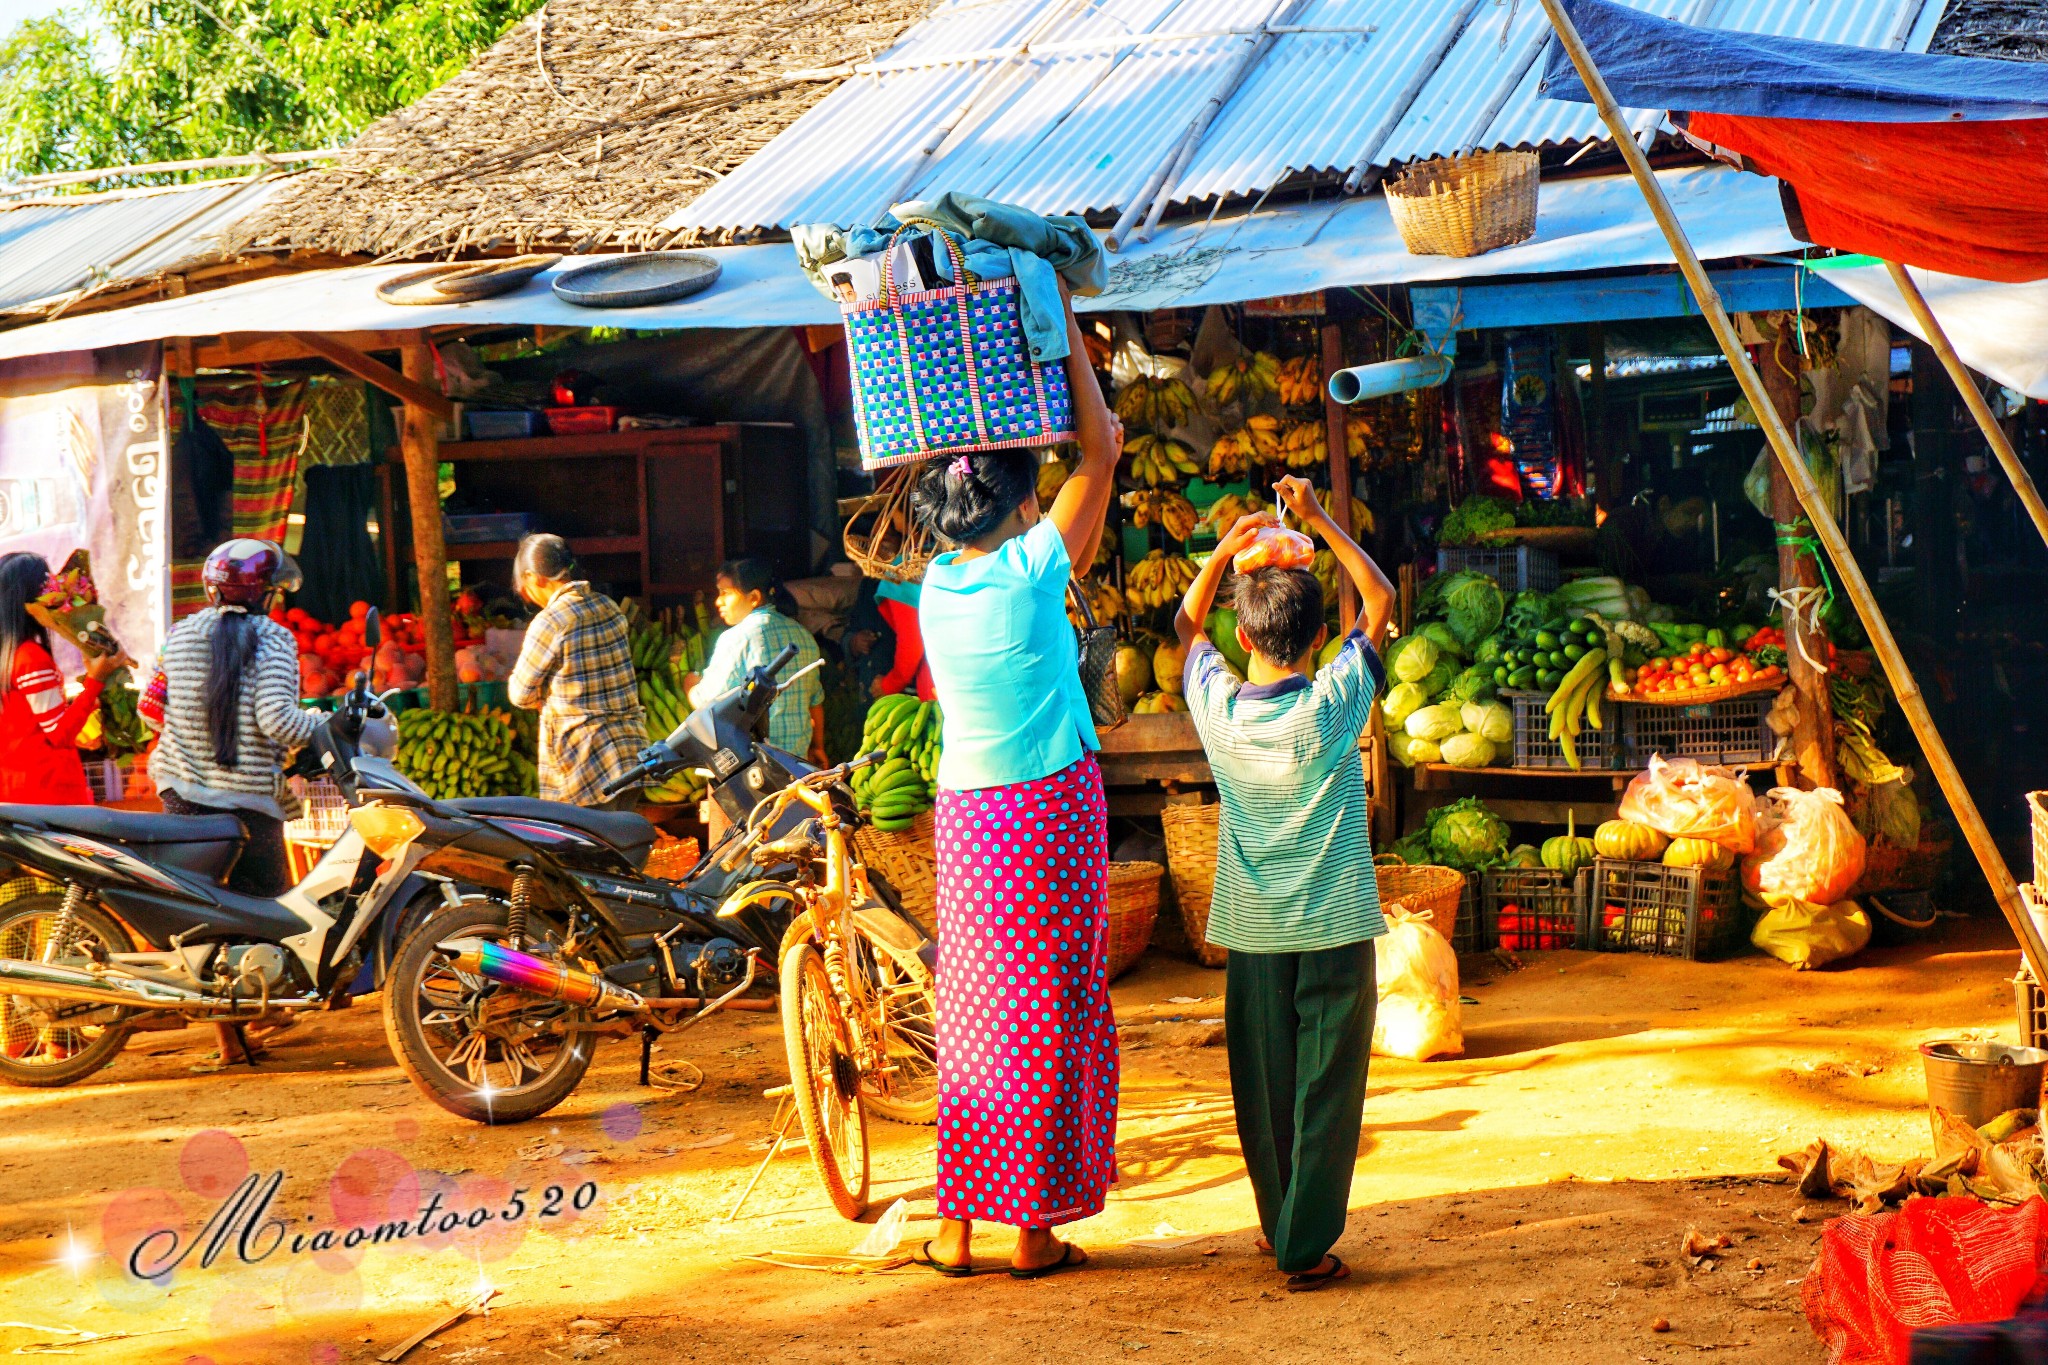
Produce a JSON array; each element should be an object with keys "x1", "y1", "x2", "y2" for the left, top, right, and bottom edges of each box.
[{"x1": 1919, "y1": 1040, "x2": 2048, "y2": 1128}]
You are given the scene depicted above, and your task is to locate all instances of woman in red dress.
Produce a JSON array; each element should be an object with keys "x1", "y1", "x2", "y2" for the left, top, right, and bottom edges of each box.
[{"x1": 0, "y1": 552, "x2": 126, "y2": 805}]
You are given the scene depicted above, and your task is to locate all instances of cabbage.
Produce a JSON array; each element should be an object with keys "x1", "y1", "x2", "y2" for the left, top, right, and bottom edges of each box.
[
  {"x1": 1423, "y1": 796, "x2": 1512, "y2": 872},
  {"x1": 1387, "y1": 732, "x2": 1424, "y2": 767},
  {"x1": 1380, "y1": 681, "x2": 1428, "y2": 726},
  {"x1": 1441, "y1": 571, "x2": 1506, "y2": 651},
  {"x1": 1419, "y1": 657, "x2": 1458, "y2": 699},
  {"x1": 1449, "y1": 665, "x2": 1495, "y2": 705},
  {"x1": 1416, "y1": 622, "x2": 1467, "y2": 662},
  {"x1": 1389, "y1": 634, "x2": 1440, "y2": 684},
  {"x1": 1405, "y1": 703, "x2": 1463, "y2": 742},
  {"x1": 1440, "y1": 732, "x2": 1496, "y2": 768},
  {"x1": 1473, "y1": 634, "x2": 1506, "y2": 667},
  {"x1": 1461, "y1": 699, "x2": 1512, "y2": 745},
  {"x1": 1404, "y1": 736, "x2": 1442, "y2": 765}
]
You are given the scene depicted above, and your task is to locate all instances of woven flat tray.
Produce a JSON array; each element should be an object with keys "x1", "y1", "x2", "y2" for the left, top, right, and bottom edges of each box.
[
  {"x1": 1615, "y1": 677, "x2": 1784, "y2": 705},
  {"x1": 1475, "y1": 526, "x2": 1597, "y2": 553}
]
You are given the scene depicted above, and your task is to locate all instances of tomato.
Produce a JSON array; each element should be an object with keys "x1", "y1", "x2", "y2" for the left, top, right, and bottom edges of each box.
[{"x1": 1707, "y1": 647, "x2": 1733, "y2": 665}]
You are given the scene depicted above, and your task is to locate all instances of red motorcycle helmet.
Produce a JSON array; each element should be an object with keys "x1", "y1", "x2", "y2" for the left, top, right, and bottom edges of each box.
[{"x1": 202, "y1": 538, "x2": 301, "y2": 609}]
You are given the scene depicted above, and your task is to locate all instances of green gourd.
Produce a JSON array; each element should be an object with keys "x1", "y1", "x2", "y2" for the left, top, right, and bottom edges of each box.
[{"x1": 1540, "y1": 811, "x2": 1598, "y2": 876}]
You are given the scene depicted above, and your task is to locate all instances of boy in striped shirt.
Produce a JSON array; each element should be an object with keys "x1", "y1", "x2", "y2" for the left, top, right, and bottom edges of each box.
[{"x1": 1173, "y1": 475, "x2": 1397, "y2": 1293}]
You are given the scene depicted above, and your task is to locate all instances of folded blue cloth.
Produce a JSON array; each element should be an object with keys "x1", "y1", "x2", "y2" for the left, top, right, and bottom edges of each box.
[{"x1": 793, "y1": 192, "x2": 1104, "y2": 365}]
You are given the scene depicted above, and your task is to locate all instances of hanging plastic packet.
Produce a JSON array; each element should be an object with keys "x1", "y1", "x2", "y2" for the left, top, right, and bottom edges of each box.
[{"x1": 1232, "y1": 523, "x2": 1315, "y2": 574}]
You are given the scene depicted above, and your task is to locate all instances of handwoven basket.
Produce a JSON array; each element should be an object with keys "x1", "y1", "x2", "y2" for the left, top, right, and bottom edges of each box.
[
  {"x1": 854, "y1": 808, "x2": 938, "y2": 925},
  {"x1": 842, "y1": 465, "x2": 935, "y2": 583},
  {"x1": 1849, "y1": 835, "x2": 1952, "y2": 898},
  {"x1": 1386, "y1": 150, "x2": 1539, "y2": 259},
  {"x1": 1160, "y1": 803, "x2": 1227, "y2": 968},
  {"x1": 1106, "y1": 861, "x2": 1163, "y2": 980},
  {"x1": 1617, "y1": 677, "x2": 1784, "y2": 705},
  {"x1": 643, "y1": 834, "x2": 702, "y2": 884},
  {"x1": 1373, "y1": 856, "x2": 1464, "y2": 947}
]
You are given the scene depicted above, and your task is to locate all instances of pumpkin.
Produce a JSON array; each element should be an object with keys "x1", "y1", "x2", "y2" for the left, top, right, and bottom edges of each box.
[
  {"x1": 1663, "y1": 837, "x2": 1735, "y2": 871},
  {"x1": 1541, "y1": 812, "x2": 1597, "y2": 876},
  {"x1": 1594, "y1": 818, "x2": 1668, "y2": 862}
]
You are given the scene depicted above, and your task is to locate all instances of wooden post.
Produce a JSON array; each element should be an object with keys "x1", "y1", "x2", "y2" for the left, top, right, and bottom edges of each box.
[
  {"x1": 1537, "y1": 0, "x2": 2048, "y2": 984},
  {"x1": 1586, "y1": 324, "x2": 1617, "y2": 508},
  {"x1": 1320, "y1": 319, "x2": 1360, "y2": 626},
  {"x1": 1760, "y1": 316, "x2": 1836, "y2": 790},
  {"x1": 1884, "y1": 260, "x2": 2048, "y2": 552},
  {"x1": 398, "y1": 342, "x2": 458, "y2": 712}
]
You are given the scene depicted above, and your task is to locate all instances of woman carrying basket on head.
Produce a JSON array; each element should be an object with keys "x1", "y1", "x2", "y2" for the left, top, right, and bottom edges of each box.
[{"x1": 907, "y1": 289, "x2": 1123, "y2": 1279}]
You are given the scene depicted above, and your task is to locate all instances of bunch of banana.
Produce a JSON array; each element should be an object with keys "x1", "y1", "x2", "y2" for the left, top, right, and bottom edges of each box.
[
  {"x1": 1066, "y1": 576, "x2": 1125, "y2": 628},
  {"x1": 394, "y1": 707, "x2": 525, "y2": 801},
  {"x1": 1277, "y1": 355, "x2": 1321, "y2": 407},
  {"x1": 1199, "y1": 491, "x2": 1272, "y2": 536},
  {"x1": 1346, "y1": 421, "x2": 1371, "y2": 462},
  {"x1": 850, "y1": 694, "x2": 943, "y2": 831},
  {"x1": 641, "y1": 767, "x2": 705, "y2": 805},
  {"x1": 638, "y1": 659, "x2": 693, "y2": 747},
  {"x1": 1120, "y1": 489, "x2": 1198, "y2": 541},
  {"x1": 1310, "y1": 549, "x2": 1340, "y2": 603},
  {"x1": 1208, "y1": 428, "x2": 1252, "y2": 478},
  {"x1": 1125, "y1": 550, "x2": 1199, "y2": 610},
  {"x1": 1112, "y1": 375, "x2": 1196, "y2": 429},
  {"x1": 1206, "y1": 351, "x2": 1280, "y2": 406},
  {"x1": 622, "y1": 601, "x2": 707, "y2": 675},
  {"x1": 1543, "y1": 645, "x2": 1612, "y2": 772},
  {"x1": 1127, "y1": 433, "x2": 1200, "y2": 486},
  {"x1": 1037, "y1": 458, "x2": 1071, "y2": 505},
  {"x1": 1282, "y1": 487, "x2": 1375, "y2": 537},
  {"x1": 1280, "y1": 421, "x2": 1328, "y2": 469}
]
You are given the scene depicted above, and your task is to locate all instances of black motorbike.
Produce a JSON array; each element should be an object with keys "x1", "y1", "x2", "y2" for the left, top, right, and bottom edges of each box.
[
  {"x1": 0, "y1": 612, "x2": 449, "y2": 1087},
  {"x1": 378, "y1": 645, "x2": 936, "y2": 1125}
]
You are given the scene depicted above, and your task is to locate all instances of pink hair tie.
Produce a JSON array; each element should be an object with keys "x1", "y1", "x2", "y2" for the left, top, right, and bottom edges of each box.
[{"x1": 949, "y1": 455, "x2": 973, "y2": 481}]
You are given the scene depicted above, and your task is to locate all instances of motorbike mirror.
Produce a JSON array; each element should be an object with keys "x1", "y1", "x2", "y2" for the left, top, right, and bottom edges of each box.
[{"x1": 363, "y1": 607, "x2": 381, "y2": 650}]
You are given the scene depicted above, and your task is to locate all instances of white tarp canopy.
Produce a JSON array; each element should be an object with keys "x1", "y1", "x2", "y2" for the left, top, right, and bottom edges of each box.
[{"x1": 1816, "y1": 262, "x2": 2048, "y2": 400}]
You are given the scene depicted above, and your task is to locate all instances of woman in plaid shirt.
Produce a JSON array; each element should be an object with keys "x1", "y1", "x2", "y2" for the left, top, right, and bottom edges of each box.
[
  {"x1": 685, "y1": 559, "x2": 826, "y2": 764},
  {"x1": 508, "y1": 535, "x2": 646, "y2": 809}
]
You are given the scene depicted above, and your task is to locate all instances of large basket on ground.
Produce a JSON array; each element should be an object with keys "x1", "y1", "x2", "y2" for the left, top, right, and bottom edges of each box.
[
  {"x1": 1386, "y1": 151, "x2": 1540, "y2": 259},
  {"x1": 1160, "y1": 802, "x2": 1226, "y2": 968},
  {"x1": 1106, "y1": 862, "x2": 1163, "y2": 980},
  {"x1": 1374, "y1": 856, "x2": 1464, "y2": 949},
  {"x1": 854, "y1": 809, "x2": 938, "y2": 926}
]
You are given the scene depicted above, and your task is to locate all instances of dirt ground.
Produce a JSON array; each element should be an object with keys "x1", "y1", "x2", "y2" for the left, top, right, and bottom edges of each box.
[{"x1": 0, "y1": 917, "x2": 2024, "y2": 1364}]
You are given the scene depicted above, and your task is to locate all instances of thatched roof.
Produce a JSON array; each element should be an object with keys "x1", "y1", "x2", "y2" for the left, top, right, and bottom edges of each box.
[
  {"x1": 224, "y1": 0, "x2": 931, "y2": 261},
  {"x1": 1931, "y1": 0, "x2": 2048, "y2": 63}
]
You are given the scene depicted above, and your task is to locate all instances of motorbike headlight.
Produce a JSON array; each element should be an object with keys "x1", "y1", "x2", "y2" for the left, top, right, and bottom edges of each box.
[{"x1": 350, "y1": 806, "x2": 425, "y2": 857}]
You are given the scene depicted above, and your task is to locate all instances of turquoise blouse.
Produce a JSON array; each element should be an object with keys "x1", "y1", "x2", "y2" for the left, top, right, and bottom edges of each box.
[{"x1": 918, "y1": 519, "x2": 1098, "y2": 791}]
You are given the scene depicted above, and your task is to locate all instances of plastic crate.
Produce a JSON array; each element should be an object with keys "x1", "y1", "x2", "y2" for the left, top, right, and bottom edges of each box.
[
  {"x1": 1584, "y1": 857, "x2": 1745, "y2": 960},
  {"x1": 1437, "y1": 545, "x2": 1559, "y2": 594},
  {"x1": 1483, "y1": 867, "x2": 1588, "y2": 951},
  {"x1": 465, "y1": 409, "x2": 544, "y2": 440},
  {"x1": 2030, "y1": 791, "x2": 2048, "y2": 886},
  {"x1": 1503, "y1": 689, "x2": 1618, "y2": 771},
  {"x1": 1452, "y1": 875, "x2": 1489, "y2": 953},
  {"x1": 83, "y1": 758, "x2": 124, "y2": 804},
  {"x1": 443, "y1": 511, "x2": 539, "y2": 544},
  {"x1": 546, "y1": 405, "x2": 618, "y2": 435},
  {"x1": 1621, "y1": 694, "x2": 1773, "y2": 768}
]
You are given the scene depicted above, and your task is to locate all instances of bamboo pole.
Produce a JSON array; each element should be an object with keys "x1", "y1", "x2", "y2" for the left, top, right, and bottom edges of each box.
[
  {"x1": 1883, "y1": 260, "x2": 2048, "y2": 552},
  {"x1": 1320, "y1": 319, "x2": 1360, "y2": 627},
  {"x1": 399, "y1": 342, "x2": 459, "y2": 713},
  {"x1": 1538, "y1": 0, "x2": 2048, "y2": 984}
]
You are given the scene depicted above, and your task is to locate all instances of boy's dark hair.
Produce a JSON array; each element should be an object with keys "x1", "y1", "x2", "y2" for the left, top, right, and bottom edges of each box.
[
  {"x1": 910, "y1": 450, "x2": 1038, "y2": 546},
  {"x1": 1233, "y1": 567, "x2": 1325, "y2": 664}
]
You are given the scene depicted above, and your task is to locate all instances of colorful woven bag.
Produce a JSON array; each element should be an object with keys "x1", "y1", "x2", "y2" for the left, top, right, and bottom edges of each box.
[{"x1": 843, "y1": 224, "x2": 1074, "y2": 471}]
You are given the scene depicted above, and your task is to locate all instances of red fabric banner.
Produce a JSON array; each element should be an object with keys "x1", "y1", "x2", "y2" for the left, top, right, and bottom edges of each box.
[{"x1": 1689, "y1": 111, "x2": 2048, "y2": 283}]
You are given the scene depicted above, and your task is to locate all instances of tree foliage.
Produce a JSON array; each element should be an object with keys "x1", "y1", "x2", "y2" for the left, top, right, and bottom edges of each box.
[{"x1": 0, "y1": 0, "x2": 544, "y2": 183}]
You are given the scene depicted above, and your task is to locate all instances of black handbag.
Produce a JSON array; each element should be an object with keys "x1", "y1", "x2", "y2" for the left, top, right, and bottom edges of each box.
[{"x1": 1067, "y1": 579, "x2": 1126, "y2": 732}]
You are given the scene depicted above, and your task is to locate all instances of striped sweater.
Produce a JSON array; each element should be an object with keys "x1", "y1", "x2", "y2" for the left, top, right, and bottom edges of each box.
[{"x1": 148, "y1": 607, "x2": 322, "y2": 819}]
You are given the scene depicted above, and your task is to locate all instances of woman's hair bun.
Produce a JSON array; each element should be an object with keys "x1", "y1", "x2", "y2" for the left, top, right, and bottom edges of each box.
[{"x1": 908, "y1": 450, "x2": 1039, "y2": 546}]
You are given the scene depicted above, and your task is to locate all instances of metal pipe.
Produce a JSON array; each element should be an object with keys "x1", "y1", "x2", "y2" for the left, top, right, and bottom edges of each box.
[
  {"x1": 1340, "y1": 0, "x2": 1482, "y2": 194},
  {"x1": 433, "y1": 937, "x2": 649, "y2": 1014},
  {"x1": 1536, "y1": 0, "x2": 2048, "y2": 986},
  {"x1": 1328, "y1": 354, "x2": 1452, "y2": 404},
  {"x1": 0, "y1": 959, "x2": 315, "y2": 1012},
  {"x1": 1882, "y1": 259, "x2": 2048, "y2": 552}
]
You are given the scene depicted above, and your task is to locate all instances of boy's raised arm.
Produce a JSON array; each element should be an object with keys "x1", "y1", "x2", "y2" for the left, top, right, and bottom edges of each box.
[
  {"x1": 1274, "y1": 476, "x2": 1394, "y2": 646},
  {"x1": 1174, "y1": 515, "x2": 1270, "y2": 651}
]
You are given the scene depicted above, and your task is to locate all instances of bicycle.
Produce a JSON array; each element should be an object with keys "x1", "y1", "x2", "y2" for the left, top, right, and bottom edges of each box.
[{"x1": 713, "y1": 753, "x2": 938, "y2": 1219}]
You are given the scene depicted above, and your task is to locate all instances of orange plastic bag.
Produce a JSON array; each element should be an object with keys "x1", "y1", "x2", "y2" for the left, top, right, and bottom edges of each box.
[
  {"x1": 1743, "y1": 786, "x2": 1867, "y2": 907},
  {"x1": 1232, "y1": 524, "x2": 1316, "y2": 574},
  {"x1": 1616, "y1": 756, "x2": 1760, "y2": 854}
]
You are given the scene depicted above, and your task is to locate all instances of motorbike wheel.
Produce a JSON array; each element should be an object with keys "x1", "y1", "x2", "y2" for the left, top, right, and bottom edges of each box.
[
  {"x1": 0, "y1": 887, "x2": 136, "y2": 1088},
  {"x1": 779, "y1": 940, "x2": 869, "y2": 1219},
  {"x1": 382, "y1": 898, "x2": 595, "y2": 1125}
]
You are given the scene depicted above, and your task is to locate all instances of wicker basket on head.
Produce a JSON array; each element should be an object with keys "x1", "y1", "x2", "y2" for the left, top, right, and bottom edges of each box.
[
  {"x1": 854, "y1": 808, "x2": 938, "y2": 925},
  {"x1": 843, "y1": 465, "x2": 935, "y2": 583},
  {"x1": 1106, "y1": 861, "x2": 1163, "y2": 980},
  {"x1": 1386, "y1": 150, "x2": 1539, "y2": 259},
  {"x1": 1373, "y1": 855, "x2": 1465, "y2": 946},
  {"x1": 1160, "y1": 802, "x2": 1227, "y2": 968}
]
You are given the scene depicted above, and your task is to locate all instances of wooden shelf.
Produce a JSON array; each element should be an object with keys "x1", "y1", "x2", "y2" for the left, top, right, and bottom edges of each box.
[
  {"x1": 415, "y1": 427, "x2": 740, "y2": 462},
  {"x1": 444, "y1": 535, "x2": 644, "y2": 561}
]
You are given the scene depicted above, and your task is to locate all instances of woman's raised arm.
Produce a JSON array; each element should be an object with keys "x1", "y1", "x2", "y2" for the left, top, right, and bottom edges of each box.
[{"x1": 1048, "y1": 295, "x2": 1122, "y2": 573}]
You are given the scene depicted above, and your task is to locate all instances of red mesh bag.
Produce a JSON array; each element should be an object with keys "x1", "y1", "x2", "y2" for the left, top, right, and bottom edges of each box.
[{"x1": 1803, "y1": 1196, "x2": 2048, "y2": 1365}]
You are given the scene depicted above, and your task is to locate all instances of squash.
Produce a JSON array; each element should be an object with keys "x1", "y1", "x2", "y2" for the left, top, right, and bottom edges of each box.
[
  {"x1": 1663, "y1": 837, "x2": 1735, "y2": 872},
  {"x1": 1594, "y1": 818, "x2": 1668, "y2": 862},
  {"x1": 1541, "y1": 812, "x2": 1597, "y2": 876}
]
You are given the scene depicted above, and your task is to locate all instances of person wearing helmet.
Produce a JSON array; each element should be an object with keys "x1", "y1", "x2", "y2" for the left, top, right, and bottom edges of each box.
[{"x1": 145, "y1": 539, "x2": 325, "y2": 1063}]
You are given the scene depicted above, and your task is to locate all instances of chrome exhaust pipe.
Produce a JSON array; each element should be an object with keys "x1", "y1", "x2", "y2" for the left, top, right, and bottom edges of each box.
[
  {"x1": 0, "y1": 958, "x2": 304, "y2": 1013},
  {"x1": 434, "y1": 937, "x2": 648, "y2": 1014}
]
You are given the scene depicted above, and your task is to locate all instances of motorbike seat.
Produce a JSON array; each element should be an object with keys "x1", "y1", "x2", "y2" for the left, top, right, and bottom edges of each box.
[
  {"x1": 447, "y1": 797, "x2": 657, "y2": 870},
  {"x1": 3, "y1": 805, "x2": 249, "y2": 882}
]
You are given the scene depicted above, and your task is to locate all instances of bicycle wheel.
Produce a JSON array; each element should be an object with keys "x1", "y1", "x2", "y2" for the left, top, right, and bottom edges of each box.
[
  {"x1": 778, "y1": 940, "x2": 869, "y2": 1219},
  {"x1": 851, "y1": 905, "x2": 937, "y2": 1125}
]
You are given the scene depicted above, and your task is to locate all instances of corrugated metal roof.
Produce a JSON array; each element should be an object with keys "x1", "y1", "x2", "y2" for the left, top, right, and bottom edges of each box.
[
  {"x1": 668, "y1": 0, "x2": 1940, "y2": 233},
  {"x1": 0, "y1": 178, "x2": 277, "y2": 316}
]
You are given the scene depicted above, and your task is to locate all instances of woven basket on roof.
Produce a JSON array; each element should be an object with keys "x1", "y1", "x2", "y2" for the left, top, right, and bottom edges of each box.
[
  {"x1": 1386, "y1": 151, "x2": 1539, "y2": 259},
  {"x1": 843, "y1": 464, "x2": 935, "y2": 583},
  {"x1": 1106, "y1": 861, "x2": 1163, "y2": 980},
  {"x1": 1160, "y1": 803, "x2": 1227, "y2": 968},
  {"x1": 854, "y1": 809, "x2": 937, "y2": 924},
  {"x1": 1373, "y1": 856, "x2": 1464, "y2": 946}
]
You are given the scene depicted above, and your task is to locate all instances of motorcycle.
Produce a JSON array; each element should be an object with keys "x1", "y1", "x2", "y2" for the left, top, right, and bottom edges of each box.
[
  {"x1": 377, "y1": 645, "x2": 937, "y2": 1126},
  {"x1": 0, "y1": 611, "x2": 453, "y2": 1087}
]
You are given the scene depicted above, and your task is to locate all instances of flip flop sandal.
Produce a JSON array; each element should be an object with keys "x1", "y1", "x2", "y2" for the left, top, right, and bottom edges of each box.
[
  {"x1": 1009, "y1": 1242, "x2": 1088, "y2": 1280},
  {"x1": 911, "y1": 1241, "x2": 974, "y2": 1278},
  {"x1": 1285, "y1": 1256, "x2": 1349, "y2": 1293},
  {"x1": 1253, "y1": 1237, "x2": 1274, "y2": 1255}
]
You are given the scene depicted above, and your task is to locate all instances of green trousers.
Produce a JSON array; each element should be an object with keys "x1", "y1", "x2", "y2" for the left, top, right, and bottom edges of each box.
[{"x1": 1224, "y1": 940, "x2": 1376, "y2": 1274}]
